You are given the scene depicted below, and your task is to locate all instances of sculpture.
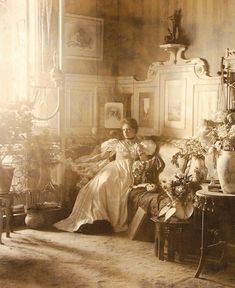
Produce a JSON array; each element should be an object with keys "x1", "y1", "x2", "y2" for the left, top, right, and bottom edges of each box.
[{"x1": 164, "y1": 9, "x2": 183, "y2": 44}]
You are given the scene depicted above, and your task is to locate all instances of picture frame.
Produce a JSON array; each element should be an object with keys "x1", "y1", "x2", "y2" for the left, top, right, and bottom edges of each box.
[
  {"x1": 68, "y1": 88, "x2": 94, "y2": 128},
  {"x1": 104, "y1": 102, "x2": 123, "y2": 129},
  {"x1": 139, "y1": 92, "x2": 154, "y2": 128},
  {"x1": 133, "y1": 87, "x2": 159, "y2": 135},
  {"x1": 164, "y1": 79, "x2": 186, "y2": 129},
  {"x1": 64, "y1": 14, "x2": 104, "y2": 61}
]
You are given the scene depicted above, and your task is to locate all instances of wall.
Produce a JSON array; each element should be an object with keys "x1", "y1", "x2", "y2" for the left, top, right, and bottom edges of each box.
[
  {"x1": 117, "y1": 0, "x2": 235, "y2": 79},
  {"x1": 63, "y1": 0, "x2": 235, "y2": 78},
  {"x1": 62, "y1": 0, "x2": 235, "y2": 136},
  {"x1": 64, "y1": 0, "x2": 119, "y2": 76}
]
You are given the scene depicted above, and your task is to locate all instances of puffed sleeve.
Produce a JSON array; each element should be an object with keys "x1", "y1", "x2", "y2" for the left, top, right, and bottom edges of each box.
[{"x1": 101, "y1": 138, "x2": 119, "y2": 153}]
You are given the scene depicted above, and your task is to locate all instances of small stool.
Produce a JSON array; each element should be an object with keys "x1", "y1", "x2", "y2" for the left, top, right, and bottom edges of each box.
[
  {"x1": 152, "y1": 217, "x2": 190, "y2": 261},
  {"x1": 0, "y1": 192, "x2": 14, "y2": 244}
]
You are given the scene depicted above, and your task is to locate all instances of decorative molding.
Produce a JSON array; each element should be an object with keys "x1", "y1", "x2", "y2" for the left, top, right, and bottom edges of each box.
[
  {"x1": 185, "y1": 58, "x2": 209, "y2": 78},
  {"x1": 147, "y1": 44, "x2": 210, "y2": 81}
]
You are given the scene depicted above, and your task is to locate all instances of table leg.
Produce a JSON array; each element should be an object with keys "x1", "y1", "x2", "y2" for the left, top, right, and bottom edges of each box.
[
  {"x1": 167, "y1": 228, "x2": 175, "y2": 261},
  {"x1": 195, "y1": 208, "x2": 207, "y2": 278},
  {"x1": 156, "y1": 223, "x2": 164, "y2": 260},
  {"x1": 154, "y1": 224, "x2": 158, "y2": 257},
  {"x1": 5, "y1": 203, "x2": 11, "y2": 238},
  {"x1": 0, "y1": 203, "x2": 3, "y2": 244}
]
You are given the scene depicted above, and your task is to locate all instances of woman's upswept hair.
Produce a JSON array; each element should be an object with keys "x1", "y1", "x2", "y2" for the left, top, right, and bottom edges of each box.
[{"x1": 121, "y1": 118, "x2": 139, "y2": 133}]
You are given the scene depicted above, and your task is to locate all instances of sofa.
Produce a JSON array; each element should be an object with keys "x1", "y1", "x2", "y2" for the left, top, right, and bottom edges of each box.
[{"x1": 63, "y1": 136, "x2": 212, "y2": 236}]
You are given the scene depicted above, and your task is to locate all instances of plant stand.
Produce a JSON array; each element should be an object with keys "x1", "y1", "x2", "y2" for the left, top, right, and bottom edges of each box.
[{"x1": 152, "y1": 217, "x2": 190, "y2": 262}]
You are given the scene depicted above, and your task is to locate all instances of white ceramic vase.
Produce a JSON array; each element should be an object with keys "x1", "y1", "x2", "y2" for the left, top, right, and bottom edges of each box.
[
  {"x1": 174, "y1": 201, "x2": 194, "y2": 220},
  {"x1": 217, "y1": 151, "x2": 235, "y2": 194}
]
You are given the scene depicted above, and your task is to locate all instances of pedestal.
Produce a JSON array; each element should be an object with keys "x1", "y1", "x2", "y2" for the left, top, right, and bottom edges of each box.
[{"x1": 160, "y1": 44, "x2": 186, "y2": 64}]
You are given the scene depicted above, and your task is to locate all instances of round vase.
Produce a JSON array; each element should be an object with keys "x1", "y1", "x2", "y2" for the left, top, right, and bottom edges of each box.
[
  {"x1": 25, "y1": 209, "x2": 45, "y2": 229},
  {"x1": 217, "y1": 151, "x2": 235, "y2": 194},
  {"x1": 174, "y1": 201, "x2": 194, "y2": 220}
]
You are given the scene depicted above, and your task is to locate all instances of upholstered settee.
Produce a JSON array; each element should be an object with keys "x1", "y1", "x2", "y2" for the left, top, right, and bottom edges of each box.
[{"x1": 62, "y1": 136, "x2": 213, "y2": 237}]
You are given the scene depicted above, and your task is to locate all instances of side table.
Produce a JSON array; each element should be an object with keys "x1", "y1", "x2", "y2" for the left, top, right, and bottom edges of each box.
[
  {"x1": 194, "y1": 189, "x2": 235, "y2": 278},
  {"x1": 152, "y1": 217, "x2": 190, "y2": 262}
]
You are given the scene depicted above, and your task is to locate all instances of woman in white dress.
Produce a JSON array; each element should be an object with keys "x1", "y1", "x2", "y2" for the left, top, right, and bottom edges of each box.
[{"x1": 54, "y1": 118, "x2": 140, "y2": 233}]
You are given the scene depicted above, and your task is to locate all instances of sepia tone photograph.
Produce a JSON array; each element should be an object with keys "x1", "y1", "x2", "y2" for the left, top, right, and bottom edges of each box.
[{"x1": 1, "y1": 0, "x2": 235, "y2": 287}]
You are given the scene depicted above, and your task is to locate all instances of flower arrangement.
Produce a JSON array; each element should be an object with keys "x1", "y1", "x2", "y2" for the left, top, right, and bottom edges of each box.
[
  {"x1": 206, "y1": 111, "x2": 235, "y2": 152},
  {"x1": 171, "y1": 137, "x2": 208, "y2": 175},
  {"x1": 160, "y1": 174, "x2": 199, "y2": 221}
]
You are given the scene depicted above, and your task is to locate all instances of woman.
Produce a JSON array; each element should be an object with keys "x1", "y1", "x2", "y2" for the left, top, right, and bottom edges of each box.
[{"x1": 54, "y1": 118, "x2": 140, "y2": 233}]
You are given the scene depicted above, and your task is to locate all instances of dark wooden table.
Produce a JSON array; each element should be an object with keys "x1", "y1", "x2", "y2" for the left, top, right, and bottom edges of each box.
[{"x1": 194, "y1": 189, "x2": 235, "y2": 278}]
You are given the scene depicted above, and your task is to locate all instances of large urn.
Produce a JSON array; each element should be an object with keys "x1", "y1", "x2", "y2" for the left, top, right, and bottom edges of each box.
[
  {"x1": 25, "y1": 208, "x2": 45, "y2": 229},
  {"x1": 217, "y1": 151, "x2": 235, "y2": 194}
]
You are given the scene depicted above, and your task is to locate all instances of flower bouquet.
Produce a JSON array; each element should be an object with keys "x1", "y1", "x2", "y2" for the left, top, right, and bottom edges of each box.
[
  {"x1": 204, "y1": 111, "x2": 235, "y2": 193},
  {"x1": 159, "y1": 174, "x2": 199, "y2": 221},
  {"x1": 207, "y1": 111, "x2": 235, "y2": 152}
]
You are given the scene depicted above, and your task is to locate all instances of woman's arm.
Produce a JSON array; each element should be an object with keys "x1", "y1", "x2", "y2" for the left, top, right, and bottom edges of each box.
[{"x1": 76, "y1": 150, "x2": 112, "y2": 163}]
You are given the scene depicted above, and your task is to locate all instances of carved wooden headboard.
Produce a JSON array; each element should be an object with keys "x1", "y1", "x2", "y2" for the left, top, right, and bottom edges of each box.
[{"x1": 118, "y1": 44, "x2": 220, "y2": 138}]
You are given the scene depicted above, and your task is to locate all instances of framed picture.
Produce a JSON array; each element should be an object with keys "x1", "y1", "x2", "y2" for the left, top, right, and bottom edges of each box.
[
  {"x1": 139, "y1": 92, "x2": 154, "y2": 128},
  {"x1": 164, "y1": 79, "x2": 186, "y2": 129},
  {"x1": 68, "y1": 88, "x2": 94, "y2": 128},
  {"x1": 104, "y1": 102, "x2": 123, "y2": 129},
  {"x1": 132, "y1": 87, "x2": 159, "y2": 135},
  {"x1": 64, "y1": 14, "x2": 104, "y2": 61}
]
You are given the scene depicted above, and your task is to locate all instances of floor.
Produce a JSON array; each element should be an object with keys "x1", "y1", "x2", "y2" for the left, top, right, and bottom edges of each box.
[{"x1": 0, "y1": 227, "x2": 235, "y2": 288}]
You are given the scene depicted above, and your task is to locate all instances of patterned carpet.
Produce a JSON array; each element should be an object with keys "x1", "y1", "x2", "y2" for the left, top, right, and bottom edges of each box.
[{"x1": 0, "y1": 228, "x2": 234, "y2": 288}]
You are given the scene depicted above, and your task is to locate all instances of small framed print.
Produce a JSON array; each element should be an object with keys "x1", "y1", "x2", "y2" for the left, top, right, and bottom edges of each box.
[
  {"x1": 133, "y1": 87, "x2": 159, "y2": 135},
  {"x1": 164, "y1": 79, "x2": 186, "y2": 129},
  {"x1": 104, "y1": 102, "x2": 123, "y2": 129},
  {"x1": 139, "y1": 92, "x2": 154, "y2": 128},
  {"x1": 69, "y1": 88, "x2": 94, "y2": 128},
  {"x1": 64, "y1": 14, "x2": 104, "y2": 61}
]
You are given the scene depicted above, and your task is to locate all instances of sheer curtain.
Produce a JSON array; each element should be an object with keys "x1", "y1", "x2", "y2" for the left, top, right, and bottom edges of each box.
[{"x1": 0, "y1": 0, "x2": 27, "y2": 105}]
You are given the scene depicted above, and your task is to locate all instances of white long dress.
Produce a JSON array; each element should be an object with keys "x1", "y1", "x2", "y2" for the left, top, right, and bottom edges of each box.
[{"x1": 54, "y1": 139, "x2": 139, "y2": 232}]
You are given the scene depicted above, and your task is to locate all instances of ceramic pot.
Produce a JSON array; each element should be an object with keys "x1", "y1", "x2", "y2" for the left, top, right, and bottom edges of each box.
[
  {"x1": 25, "y1": 209, "x2": 45, "y2": 229},
  {"x1": 0, "y1": 165, "x2": 14, "y2": 194},
  {"x1": 174, "y1": 201, "x2": 194, "y2": 220},
  {"x1": 192, "y1": 157, "x2": 208, "y2": 182},
  {"x1": 217, "y1": 151, "x2": 235, "y2": 194}
]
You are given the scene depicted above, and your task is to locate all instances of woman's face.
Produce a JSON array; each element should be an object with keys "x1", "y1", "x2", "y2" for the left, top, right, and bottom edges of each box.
[{"x1": 122, "y1": 123, "x2": 137, "y2": 140}]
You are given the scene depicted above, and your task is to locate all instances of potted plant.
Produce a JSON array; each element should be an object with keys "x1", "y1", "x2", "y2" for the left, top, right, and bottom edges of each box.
[
  {"x1": 159, "y1": 174, "x2": 200, "y2": 221},
  {"x1": 206, "y1": 111, "x2": 235, "y2": 194},
  {"x1": 171, "y1": 137, "x2": 208, "y2": 182},
  {"x1": 0, "y1": 102, "x2": 62, "y2": 228},
  {"x1": 0, "y1": 103, "x2": 33, "y2": 194}
]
